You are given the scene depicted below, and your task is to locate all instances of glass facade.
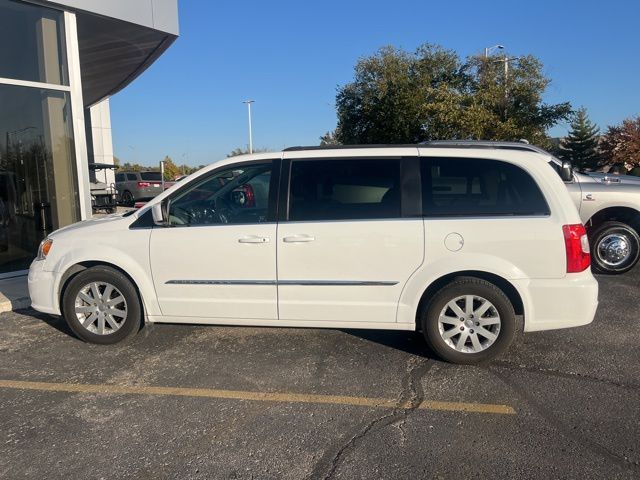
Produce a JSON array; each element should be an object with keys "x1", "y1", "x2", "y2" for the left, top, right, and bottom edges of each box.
[
  {"x1": 0, "y1": 0, "x2": 68, "y2": 85},
  {"x1": 0, "y1": 0, "x2": 80, "y2": 274}
]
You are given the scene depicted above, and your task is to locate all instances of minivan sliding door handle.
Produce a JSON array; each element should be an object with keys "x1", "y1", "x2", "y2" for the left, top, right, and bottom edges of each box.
[
  {"x1": 283, "y1": 235, "x2": 315, "y2": 243},
  {"x1": 238, "y1": 236, "x2": 270, "y2": 244}
]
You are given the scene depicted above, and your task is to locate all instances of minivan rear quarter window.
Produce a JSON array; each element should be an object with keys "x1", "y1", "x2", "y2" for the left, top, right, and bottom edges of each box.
[
  {"x1": 288, "y1": 158, "x2": 401, "y2": 221},
  {"x1": 421, "y1": 157, "x2": 550, "y2": 217}
]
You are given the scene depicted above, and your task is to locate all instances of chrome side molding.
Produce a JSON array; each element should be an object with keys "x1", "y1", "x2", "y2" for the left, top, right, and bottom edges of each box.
[{"x1": 166, "y1": 280, "x2": 398, "y2": 286}]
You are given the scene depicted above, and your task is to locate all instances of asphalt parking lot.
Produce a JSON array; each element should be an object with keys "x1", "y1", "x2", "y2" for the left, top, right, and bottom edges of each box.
[{"x1": 1, "y1": 269, "x2": 638, "y2": 480}]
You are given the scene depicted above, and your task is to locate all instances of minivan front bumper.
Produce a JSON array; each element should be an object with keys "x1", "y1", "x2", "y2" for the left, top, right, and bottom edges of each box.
[
  {"x1": 28, "y1": 260, "x2": 60, "y2": 315},
  {"x1": 515, "y1": 270, "x2": 599, "y2": 332}
]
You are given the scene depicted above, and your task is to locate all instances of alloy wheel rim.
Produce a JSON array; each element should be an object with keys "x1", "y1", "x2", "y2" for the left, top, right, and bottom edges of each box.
[
  {"x1": 438, "y1": 295, "x2": 501, "y2": 354},
  {"x1": 597, "y1": 233, "x2": 631, "y2": 267},
  {"x1": 74, "y1": 282, "x2": 128, "y2": 335}
]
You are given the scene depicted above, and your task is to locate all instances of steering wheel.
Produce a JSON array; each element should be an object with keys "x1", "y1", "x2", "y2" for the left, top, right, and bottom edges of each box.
[
  {"x1": 170, "y1": 202, "x2": 229, "y2": 225},
  {"x1": 196, "y1": 206, "x2": 228, "y2": 224},
  {"x1": 169, "y1": 205, "x2": 195, "y2": 225}
]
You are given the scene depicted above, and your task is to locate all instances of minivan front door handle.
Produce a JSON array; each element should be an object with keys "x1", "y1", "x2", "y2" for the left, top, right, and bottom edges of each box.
[
  {"x1": 238, "y1": 236, "x2": 270, "y2": 244},
  {"x1": 283, "y1": 235, "x2": 315, "y2": 243}
]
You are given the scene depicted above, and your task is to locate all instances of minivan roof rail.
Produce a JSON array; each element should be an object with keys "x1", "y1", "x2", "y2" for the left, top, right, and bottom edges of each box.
[
  {"x1": 282, "y1": 141, "x2": 553, "y2": 155},
  {"x1": 420, "y1": 140, "x2": 552, "y2": 155},
  {"x1": 282, "y1": 144, "x2": 417, "y2": 151}
]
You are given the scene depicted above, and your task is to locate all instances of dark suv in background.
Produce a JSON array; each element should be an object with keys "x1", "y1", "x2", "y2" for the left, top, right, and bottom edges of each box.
[{"x1": 115, "y1": 171, "x2": 164, "y2": 206}]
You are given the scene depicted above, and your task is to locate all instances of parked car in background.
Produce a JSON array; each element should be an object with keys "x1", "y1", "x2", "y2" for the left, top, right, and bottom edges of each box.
[
  {"x1": 115, "y1": 171, "x2": 164, "y2": 206},
  {"x1": 425, "y1": 141, "x2": 640, "y2": 274},
  {"x1": 29, "y1": 144, "x2": 598, "y2": 364}
]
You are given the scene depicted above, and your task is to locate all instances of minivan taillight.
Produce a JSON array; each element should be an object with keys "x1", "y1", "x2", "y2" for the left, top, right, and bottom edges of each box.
[{"x1": 563, "y1": 224, "x2": 591, "y2": 273}]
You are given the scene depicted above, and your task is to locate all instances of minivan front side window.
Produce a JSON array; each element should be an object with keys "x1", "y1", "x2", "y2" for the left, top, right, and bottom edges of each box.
[{"x1": 168, "y1": 162, "x2": 272, "y2": 226}]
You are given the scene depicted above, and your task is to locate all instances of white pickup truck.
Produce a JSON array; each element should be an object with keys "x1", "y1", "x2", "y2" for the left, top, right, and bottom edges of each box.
[{"x1": 427, "y1": 141, "x2": 640, "y2": 274}]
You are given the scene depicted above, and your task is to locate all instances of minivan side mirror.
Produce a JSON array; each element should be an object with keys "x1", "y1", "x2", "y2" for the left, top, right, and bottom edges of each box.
[
  {"x1": 560, "y1": 161, "x2": 574, "y2": 182},
  {"x1": 151, "y1": 201, "x2": 167, "y2": 226}
]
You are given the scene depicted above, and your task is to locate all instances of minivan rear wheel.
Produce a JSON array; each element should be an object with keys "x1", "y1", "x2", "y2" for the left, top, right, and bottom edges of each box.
[
  {"x1": 62, "y1": 266, "x2": 142, "y2": 344},
  {"x1": 421, "y1": 277, "x2": 516, "y2": 364}
]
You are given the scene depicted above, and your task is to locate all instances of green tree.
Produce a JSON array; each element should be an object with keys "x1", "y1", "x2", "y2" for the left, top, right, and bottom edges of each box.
[
  {"x1": 226, "y1": 147, "x2": 270, "y2": 157},
  {"x1": 319, "y1": 130, "x2": 340, "y2": 145},
  {"x1": 161, "y1": 155, "x2": 180, "y2": 180},
  {"x1": 120, "y1": 162, "x2": 143, "y2": 172},
  {"x1": 600, "y1": 116, "x2": 640, "y2": 172},
  {"x1": 558, "y1": 107, "x2": 600, "y2": 170},
  {"x1": 331, "y1": 44, "x2": 571, "y2": 146}
]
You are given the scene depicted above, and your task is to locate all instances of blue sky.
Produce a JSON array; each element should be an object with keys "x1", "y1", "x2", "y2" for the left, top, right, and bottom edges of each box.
[{"x1": 110, "y1": 0, "x2": 640, "y2": 167}]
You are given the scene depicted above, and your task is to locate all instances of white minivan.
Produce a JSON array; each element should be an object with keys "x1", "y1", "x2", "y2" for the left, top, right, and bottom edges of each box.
[{"x1": 28, "y1": 144, "x2": 599, "y2": 364}]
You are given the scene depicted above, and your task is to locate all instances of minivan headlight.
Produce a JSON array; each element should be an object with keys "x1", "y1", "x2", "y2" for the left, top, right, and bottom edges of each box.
[{"x1": 36, "y1": 238, "x2": 53, "y2": 261}]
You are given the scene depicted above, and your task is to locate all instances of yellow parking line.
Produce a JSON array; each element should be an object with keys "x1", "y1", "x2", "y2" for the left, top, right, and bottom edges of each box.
[{"x1": 0, "y1": 379, "x2": 516, "y2": 415}]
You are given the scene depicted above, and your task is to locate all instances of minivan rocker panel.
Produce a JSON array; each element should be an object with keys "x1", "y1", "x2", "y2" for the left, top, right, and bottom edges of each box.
[{"x1": 28, "y1": 147, "x2": 599, "y2": 364}]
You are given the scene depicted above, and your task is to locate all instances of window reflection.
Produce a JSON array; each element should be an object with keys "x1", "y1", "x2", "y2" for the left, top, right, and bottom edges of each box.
[
  {"x1": 0, "y1": 84, "x2": 79, "y2": 273},
  {"x1": 0, "y1": 0, "x2": 68, "y2": 85}
]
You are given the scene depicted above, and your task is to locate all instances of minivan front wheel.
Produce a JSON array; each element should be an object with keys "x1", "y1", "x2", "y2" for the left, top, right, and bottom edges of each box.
[
  {"x1": 421, "y1": 277, "x2": 516, "y2": 364},
  {"x1": 62, "y1": 266, "x2": 142, "y2": 344}
]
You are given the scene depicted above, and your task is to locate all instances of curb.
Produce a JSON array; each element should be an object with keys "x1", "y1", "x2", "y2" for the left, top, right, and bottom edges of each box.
[{"x1": 0, "y1": 296, "x2": 31, "y2": 314}]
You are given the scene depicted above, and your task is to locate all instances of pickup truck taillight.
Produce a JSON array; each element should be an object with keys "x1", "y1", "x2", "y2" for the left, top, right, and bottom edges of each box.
[
  {"x1": 137, "y1": 182, "x2": 151, "y2": 188},
  {"x1": 563, "y1": 224, "x2": 591, "y2": 273}
]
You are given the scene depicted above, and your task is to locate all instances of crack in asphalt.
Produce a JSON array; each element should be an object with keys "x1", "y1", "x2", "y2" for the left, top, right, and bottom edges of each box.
[
  {"x1": 307, "y1": 356, "x2": 433, "y2": 480},
  {"x1": 492, "y1": 360, "x2": 640, "y2": 392},
  {"x1": 489, "y1": 367, "x2": 640, "y2": 473}
]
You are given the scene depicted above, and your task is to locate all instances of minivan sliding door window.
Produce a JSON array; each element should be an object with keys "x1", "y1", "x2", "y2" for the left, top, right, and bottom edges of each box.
[{"x1": 287, "y1": 158, "x2": 401, "y2": 221}]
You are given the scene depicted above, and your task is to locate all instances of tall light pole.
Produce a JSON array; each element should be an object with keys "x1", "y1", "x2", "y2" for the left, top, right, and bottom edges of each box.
[
  {"x1": 501, "y1": 56, "x2": 521, "y2": 82},
  {"x1": 484, "y1": 44, "x2": 504, "y2": 57},
  {"x1": 242, "y1": 100, "x2": 255, "y2": 154},
  {"x1": 496, "y1": 56, "x2": 521, "y2": 119}
]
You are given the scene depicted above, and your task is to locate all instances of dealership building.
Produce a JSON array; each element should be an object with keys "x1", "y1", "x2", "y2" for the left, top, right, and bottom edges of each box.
[{"x1": 0, "y1": 0, "x2": 178, "y2": 278}]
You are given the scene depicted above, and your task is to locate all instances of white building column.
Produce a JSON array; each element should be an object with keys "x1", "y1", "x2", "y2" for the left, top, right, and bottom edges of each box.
[
  {"x1": 88, "y1": 98, "x2": 116, "y2": 186},
  {"x1": 64, "y1": 10, "x2": 91, "y2": 220}
]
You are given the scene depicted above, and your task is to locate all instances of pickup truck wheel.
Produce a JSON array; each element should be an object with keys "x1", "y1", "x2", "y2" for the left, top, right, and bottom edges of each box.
[
  {"x1": 590, "y1": 221, "x2": 640, "y2": 274},
  {"x1": 421, "y1": 277, "x2": 516, "y2": 365},
  {"x1": 62, "y1": 266, "x2": 142, "y2": 344}
]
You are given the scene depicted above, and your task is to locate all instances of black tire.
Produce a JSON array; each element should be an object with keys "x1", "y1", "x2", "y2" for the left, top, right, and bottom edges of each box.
[
  {"x1": 121, "y1": 190, "x2": 134, "y2": 207},
  {"x1": 421, "y1": 277, "x2": 516, "y2": 364},
  {"x1": 62, "y1": 266, "x2": 142, "y2": 344},
  {"x1": 589, "y1": 221, "x2": 640, "y2": 274}
]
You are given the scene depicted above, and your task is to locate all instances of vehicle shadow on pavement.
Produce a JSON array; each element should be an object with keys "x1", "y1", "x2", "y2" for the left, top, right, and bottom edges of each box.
[
  {"x1": 341, "y1": 328, "x2": 435, "y2": 358},
  {"x1": 16, "y1": 307, "x2": 437, "y2": 357},
  {"x1": 16, "y1": 308, "x2": 75, "y2": 337}
]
